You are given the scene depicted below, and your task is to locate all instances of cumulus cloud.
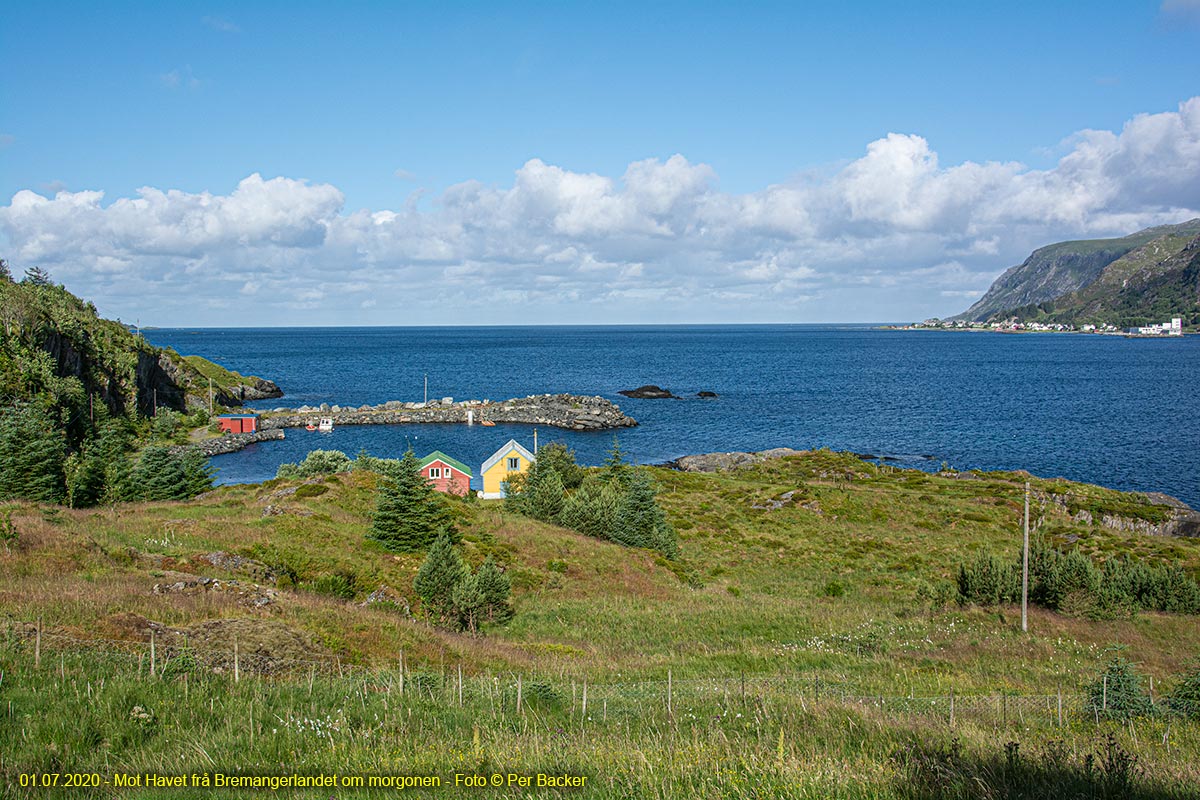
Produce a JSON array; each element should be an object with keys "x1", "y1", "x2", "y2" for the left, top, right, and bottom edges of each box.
[{"x1": 3, "y1": 99, "x2": 1200, "y2": 324}]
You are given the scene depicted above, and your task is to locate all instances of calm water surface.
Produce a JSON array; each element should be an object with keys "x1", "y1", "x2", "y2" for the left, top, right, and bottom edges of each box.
[{"x1": 143, "y1": 326, "x2": 1200, "y2": 506}]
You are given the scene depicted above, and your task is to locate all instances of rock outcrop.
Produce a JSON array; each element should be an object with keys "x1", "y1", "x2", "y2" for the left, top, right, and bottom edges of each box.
[
  {"x1": 668, "y1": 448, "x2": 804, "y2": 472},
  {"x1": 618, "y1": 385, "x2": 680, "y2": 399}
]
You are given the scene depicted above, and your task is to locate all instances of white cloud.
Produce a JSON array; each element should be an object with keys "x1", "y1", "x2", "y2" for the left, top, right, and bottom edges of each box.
[
  {"x1": 202, "y1": 15, "x2": 241, "y2": 33},
  {"x1": 160, "y1": 67, "x2": 201, "y2": 90},
  {"x1": 3, "y1": 99, "x2": 1200, "y2": 324}
]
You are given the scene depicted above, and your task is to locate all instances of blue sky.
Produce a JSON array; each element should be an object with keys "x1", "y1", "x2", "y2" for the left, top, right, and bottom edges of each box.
[{"x1": 2, "y1": 1, "x2": 1199, "y2": 325}]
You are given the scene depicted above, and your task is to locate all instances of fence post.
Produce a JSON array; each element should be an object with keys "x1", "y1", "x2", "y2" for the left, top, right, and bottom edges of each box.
[
  {"x1": 234, "y1": 636, "x2": 240, "y2": 684},
  {"x1": 458, "y1": 664, "x2": 463, "y2": 707},
  {"x1": 1057, "y1": 687, "x2": 1063, "y2": 727},
  {"x1": 150, "y1": 629, "x2": 155, "y2": 678},
  {"x1": 741, "y1": 671, "x2": 746, "y2": 708},
  {"x1": 1102, "y1": 675, "x2": 1107, "y2": 711},
  {"x1": 667, "y1": 669, "x2": 673, "y2": 717},
  {"x1": 949, "y1": 689, "x2": 955, "y2": 727},
  {"x1": 814, "y1": 675, "x2": 820, "y2": 704},
  {"x1": 35, "y1": 618, "x2": 42, "y2": 670},
  {"x1": 517, "y1": 675, "x2": 523, "y2": 715},
  {"x1": 1149, "y1": 676, "x2": 1155, "y2": 707},
  {"x1": 582, "y1": 680, "x2": 588, "y2": 723},
  {"x1": 398, "y1": 649, "x2": 405, "y2": 697}
]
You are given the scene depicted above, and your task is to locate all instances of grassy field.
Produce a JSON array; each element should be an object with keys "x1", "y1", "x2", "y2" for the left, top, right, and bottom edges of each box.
[{"x1": 2, "y1": 451, "x2": 1199, "y2": 797}]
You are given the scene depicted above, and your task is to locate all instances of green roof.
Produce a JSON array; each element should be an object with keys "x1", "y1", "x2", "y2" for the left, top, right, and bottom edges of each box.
[{"x1": 419, "y1": 451, "x2": 472, "y2": 477}]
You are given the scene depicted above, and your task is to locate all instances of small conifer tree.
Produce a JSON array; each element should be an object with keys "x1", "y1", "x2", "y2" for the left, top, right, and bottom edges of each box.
[
  {"x1": 452, "y1": 572, "x2": 486, "y2": 635},
  {"x1": 1087, "y1": 653, "x2": 1154, "y2": 720},
  {"x1": 526, "y1": 463, "x2": 565, "y2": 522},
  {"x1": 414, "y1": 530, "x2": 467, "y2": 625},
  {"x1": 368, "y1": 448, "x2": 449, "y2": 552},
  {"x1": 475, "y1": 555, "x2": 513, "y2": 623}
]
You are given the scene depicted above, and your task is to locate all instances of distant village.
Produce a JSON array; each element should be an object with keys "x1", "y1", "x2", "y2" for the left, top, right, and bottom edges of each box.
[{"x1": 903, "y1": 316, "x2": 1185, "y2": 336}]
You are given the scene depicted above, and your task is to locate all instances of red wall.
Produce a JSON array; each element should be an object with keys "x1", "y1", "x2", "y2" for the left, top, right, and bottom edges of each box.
[
  {"x1": 217, "y1": 417, "x2": 257, "y2": 434},
  {"x1": 421, "y1": 463, "x2": 470, "y2": 496}
]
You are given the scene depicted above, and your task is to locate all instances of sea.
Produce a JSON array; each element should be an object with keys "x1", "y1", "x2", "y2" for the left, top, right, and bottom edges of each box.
[{"x1": 142, "y1": 325, "x2": 1200, "y2": 507}]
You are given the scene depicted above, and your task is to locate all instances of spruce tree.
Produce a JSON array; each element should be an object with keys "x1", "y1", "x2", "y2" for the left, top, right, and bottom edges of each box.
[
  {"x1": 560, "y1": 475, "x2": 622, "y2": 541},
  {"x1": 179, "y1": 447, "x2": 215, "y2": 497},
  {"x1": 414, "y1": 530, "x2": 467, "y2": 626},
  {"x1": 0, "y1": 402, "x2": 67, "y2": 503},
  {"x1": 475, "y1": 555, "x2": 513, "y2": 623},
  {"x1": 130, "y1": 446, "x2": 188, "y2": 501},
  {"x1": 615, "y1": 468, "x2": 679, "y2": 558},
  {"x1": 526, "y1": 463, "x2": 565, "y2": 522},
  {"x1": 367, "y1": 448, "x2": 449, "y2": 552},
  {"x1": 452, "y1": 572, "x2": 486, "y2": 635}
]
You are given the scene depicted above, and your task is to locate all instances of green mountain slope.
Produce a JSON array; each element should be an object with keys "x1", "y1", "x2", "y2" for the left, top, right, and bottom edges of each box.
[
  {"x1": 0, "y1": 265, "x2": 281, "y2": 430},
  {"x1": 954, "y1": 219, "x2": 1200, "y2": 323}
]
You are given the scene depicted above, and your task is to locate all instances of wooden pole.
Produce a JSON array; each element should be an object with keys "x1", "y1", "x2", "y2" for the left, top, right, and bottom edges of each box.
[
  {"x1": 208, "y1": 377, "x2": 213, "y2": 416},
  {"x1": 949, "y1": 689, "x2": 955, "y2": 727},
  {"x1": 582, "y1": 680, "x2": 588, "y2": 722},
  {"x1": 1103, "y1": 675, "x2": 1107, "y2": 711},
  {"x1": 516, "y1": 675, "x2": 523, "y2": 715},
  {"x1": 458, "y1": 664, "x2": 463, "y2": 707},
  {"x1": 234, "y1": 636, "x2": 240, "y2": 684},
  {"x1": 35, "y1": 618, "x2": 42, "y2": 669},
  {"x1": 1022, "y1": 481, "x2": 1030, "y2": 633},
  {"x1": 399, "y1": 650, "x2": 405, "y2": 697},
  {"x1": 149, "y1": 629, "x2": 155, "y2": 678},
  {"x1": 1057, "y1": 687, "x2": 1063, "y2": 727},
  {"x1": 667, "y1": 669, "x2": 673, "y2": 717}
]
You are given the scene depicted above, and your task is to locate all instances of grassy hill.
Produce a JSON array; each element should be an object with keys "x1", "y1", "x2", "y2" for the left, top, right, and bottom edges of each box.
[{"x1": 3, "y1": 452, "x2": 1200, "y2": 798}]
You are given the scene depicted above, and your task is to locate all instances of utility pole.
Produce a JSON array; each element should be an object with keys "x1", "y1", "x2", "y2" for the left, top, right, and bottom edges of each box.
[
  {"x1": 1022, "y1": 481, "x2": 1030, "y2": 632},
  {"x1": 424, "y1": 374, "x2": 428, "y2": 405},
  {"x1": 208, "y1": 377, "x2": 214, "y2": 416},
  {"x1": 152, "y1": 388, "x2": 157, "y2": 417},
  {"x1": 533, "y1": 428, "x2": 538, "y2": 455}
]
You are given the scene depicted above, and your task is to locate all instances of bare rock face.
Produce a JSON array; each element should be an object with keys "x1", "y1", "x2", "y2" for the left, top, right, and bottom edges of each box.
[{"x1": 618, "y1": 385, "x2": 680, "y2": 399}]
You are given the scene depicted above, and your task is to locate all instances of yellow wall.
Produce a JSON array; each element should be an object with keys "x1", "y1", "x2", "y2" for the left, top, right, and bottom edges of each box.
[{"x1": 482, "y1": 448, "x2": 532, "y2": 495}]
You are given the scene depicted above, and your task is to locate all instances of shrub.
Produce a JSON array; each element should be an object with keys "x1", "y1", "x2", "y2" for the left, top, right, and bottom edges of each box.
[
  {"x1": 276, "y1": 449, "x2": 352, "y2": 479},
  {"x1": 957, "y1": 551, "x2": 1019, "y2": 605},
  {"x1": 414, "y1": 531, "x2": 468, "y2": 625},
  {"x1": 1086, "y1": 653, "x2": 1154, "y2": 720},
  {"x1": 293, "y1": 483, "x2": 329, "y2": 499},
  {"x1": 1167, "y1": 658, "x2": 1200, "y2": 720}
]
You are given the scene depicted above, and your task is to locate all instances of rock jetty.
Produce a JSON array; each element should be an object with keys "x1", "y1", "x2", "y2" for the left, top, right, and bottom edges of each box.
[
  {"x1": 260, "y1": 393, "x2": 637, "y2": 433},
  {"x1": 188, "y1": 429, "x2": 286, "y2": 457}
]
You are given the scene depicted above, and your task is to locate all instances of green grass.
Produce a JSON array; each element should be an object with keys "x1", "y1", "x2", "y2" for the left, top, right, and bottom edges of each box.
[{"x1": 3, "y1": 451, "x2": 1200, "y2": 796}]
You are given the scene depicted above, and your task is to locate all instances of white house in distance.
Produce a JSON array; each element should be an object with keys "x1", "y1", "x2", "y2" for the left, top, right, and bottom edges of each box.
[
  {"x1": 1129, "y1": 317, "x2": 1183, "y2": 336},
  {"x1": 479, "y1": 439, "x2": 536, "y2": 499}
]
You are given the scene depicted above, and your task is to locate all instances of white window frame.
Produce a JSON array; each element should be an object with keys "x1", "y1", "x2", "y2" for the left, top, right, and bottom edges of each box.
[
  {"x1": 429, "y1": 467, "x2": 441, "y2": 479},
  {"x1": 507, "y1": 457, "x2": 520, "y2": 471}
]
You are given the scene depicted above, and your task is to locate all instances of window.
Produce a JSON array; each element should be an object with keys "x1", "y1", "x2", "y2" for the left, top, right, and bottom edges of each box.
[
  {"x1": 507, "y1": 457, "x2": 520, "y2": 471},
  {"x1": 429, "y1": 468, "x2": 441, "y2": 479}
]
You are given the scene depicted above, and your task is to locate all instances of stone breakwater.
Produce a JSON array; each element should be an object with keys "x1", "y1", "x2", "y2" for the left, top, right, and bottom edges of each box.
[
  {"x1": 188, "y1": 429, "x2": 286, "y2": 457},
  {"x1": 259, "y1": 394, "x2": 637, "y2": 433}
]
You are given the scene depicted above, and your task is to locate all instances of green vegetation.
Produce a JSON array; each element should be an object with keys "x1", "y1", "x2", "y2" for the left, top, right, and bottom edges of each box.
[
  {"x1": 508, "y1": 439, "x2": 679, "y2": 559},
  {"x1": 957, "y1": 540, "x2": 1200, "y2": 617},
  {"x1": 0, "y1": 266, "x2": 276, "y2": 507},
  {"x1": 367, "y1": 449, "x2": 453, "y2": 552},
  {"x1": 4, "y1": 450, "x2": 1200, "y2": 796}
]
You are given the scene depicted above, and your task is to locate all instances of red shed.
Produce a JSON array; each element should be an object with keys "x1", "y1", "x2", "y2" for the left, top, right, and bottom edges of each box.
[
  {"x1": 216, "y1": 414, "x2": 258, "y2": 434},
  {"x1": 418, "y1": 451, "x2": 472, "y2": 497}
]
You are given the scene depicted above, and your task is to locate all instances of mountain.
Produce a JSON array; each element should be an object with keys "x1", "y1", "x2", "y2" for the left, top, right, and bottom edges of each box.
[{"x1": 953, "y1": 219, "x2": 1200, "y2": 323}]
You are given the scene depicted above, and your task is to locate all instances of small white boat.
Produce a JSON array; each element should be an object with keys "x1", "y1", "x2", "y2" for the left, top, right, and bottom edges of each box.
[{"x1": 317, "y1": 417, "x2": 334, "y2": 432}]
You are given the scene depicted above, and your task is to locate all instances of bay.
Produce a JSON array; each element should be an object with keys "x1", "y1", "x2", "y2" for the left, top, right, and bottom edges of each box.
[{"x1": 143, "y1": 325, "x2": 1200, "y2": 506}]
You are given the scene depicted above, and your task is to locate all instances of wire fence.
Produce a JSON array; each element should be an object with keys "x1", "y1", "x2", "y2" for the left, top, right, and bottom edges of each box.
[{"x1": 5, "y1": 622, "x2": 1182, "y2": 730}]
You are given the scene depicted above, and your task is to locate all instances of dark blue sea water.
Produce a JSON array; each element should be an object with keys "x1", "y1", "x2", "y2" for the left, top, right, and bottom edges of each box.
[{"x1": 143, "y1": 326, "x2": 1200, "y2": 506}]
